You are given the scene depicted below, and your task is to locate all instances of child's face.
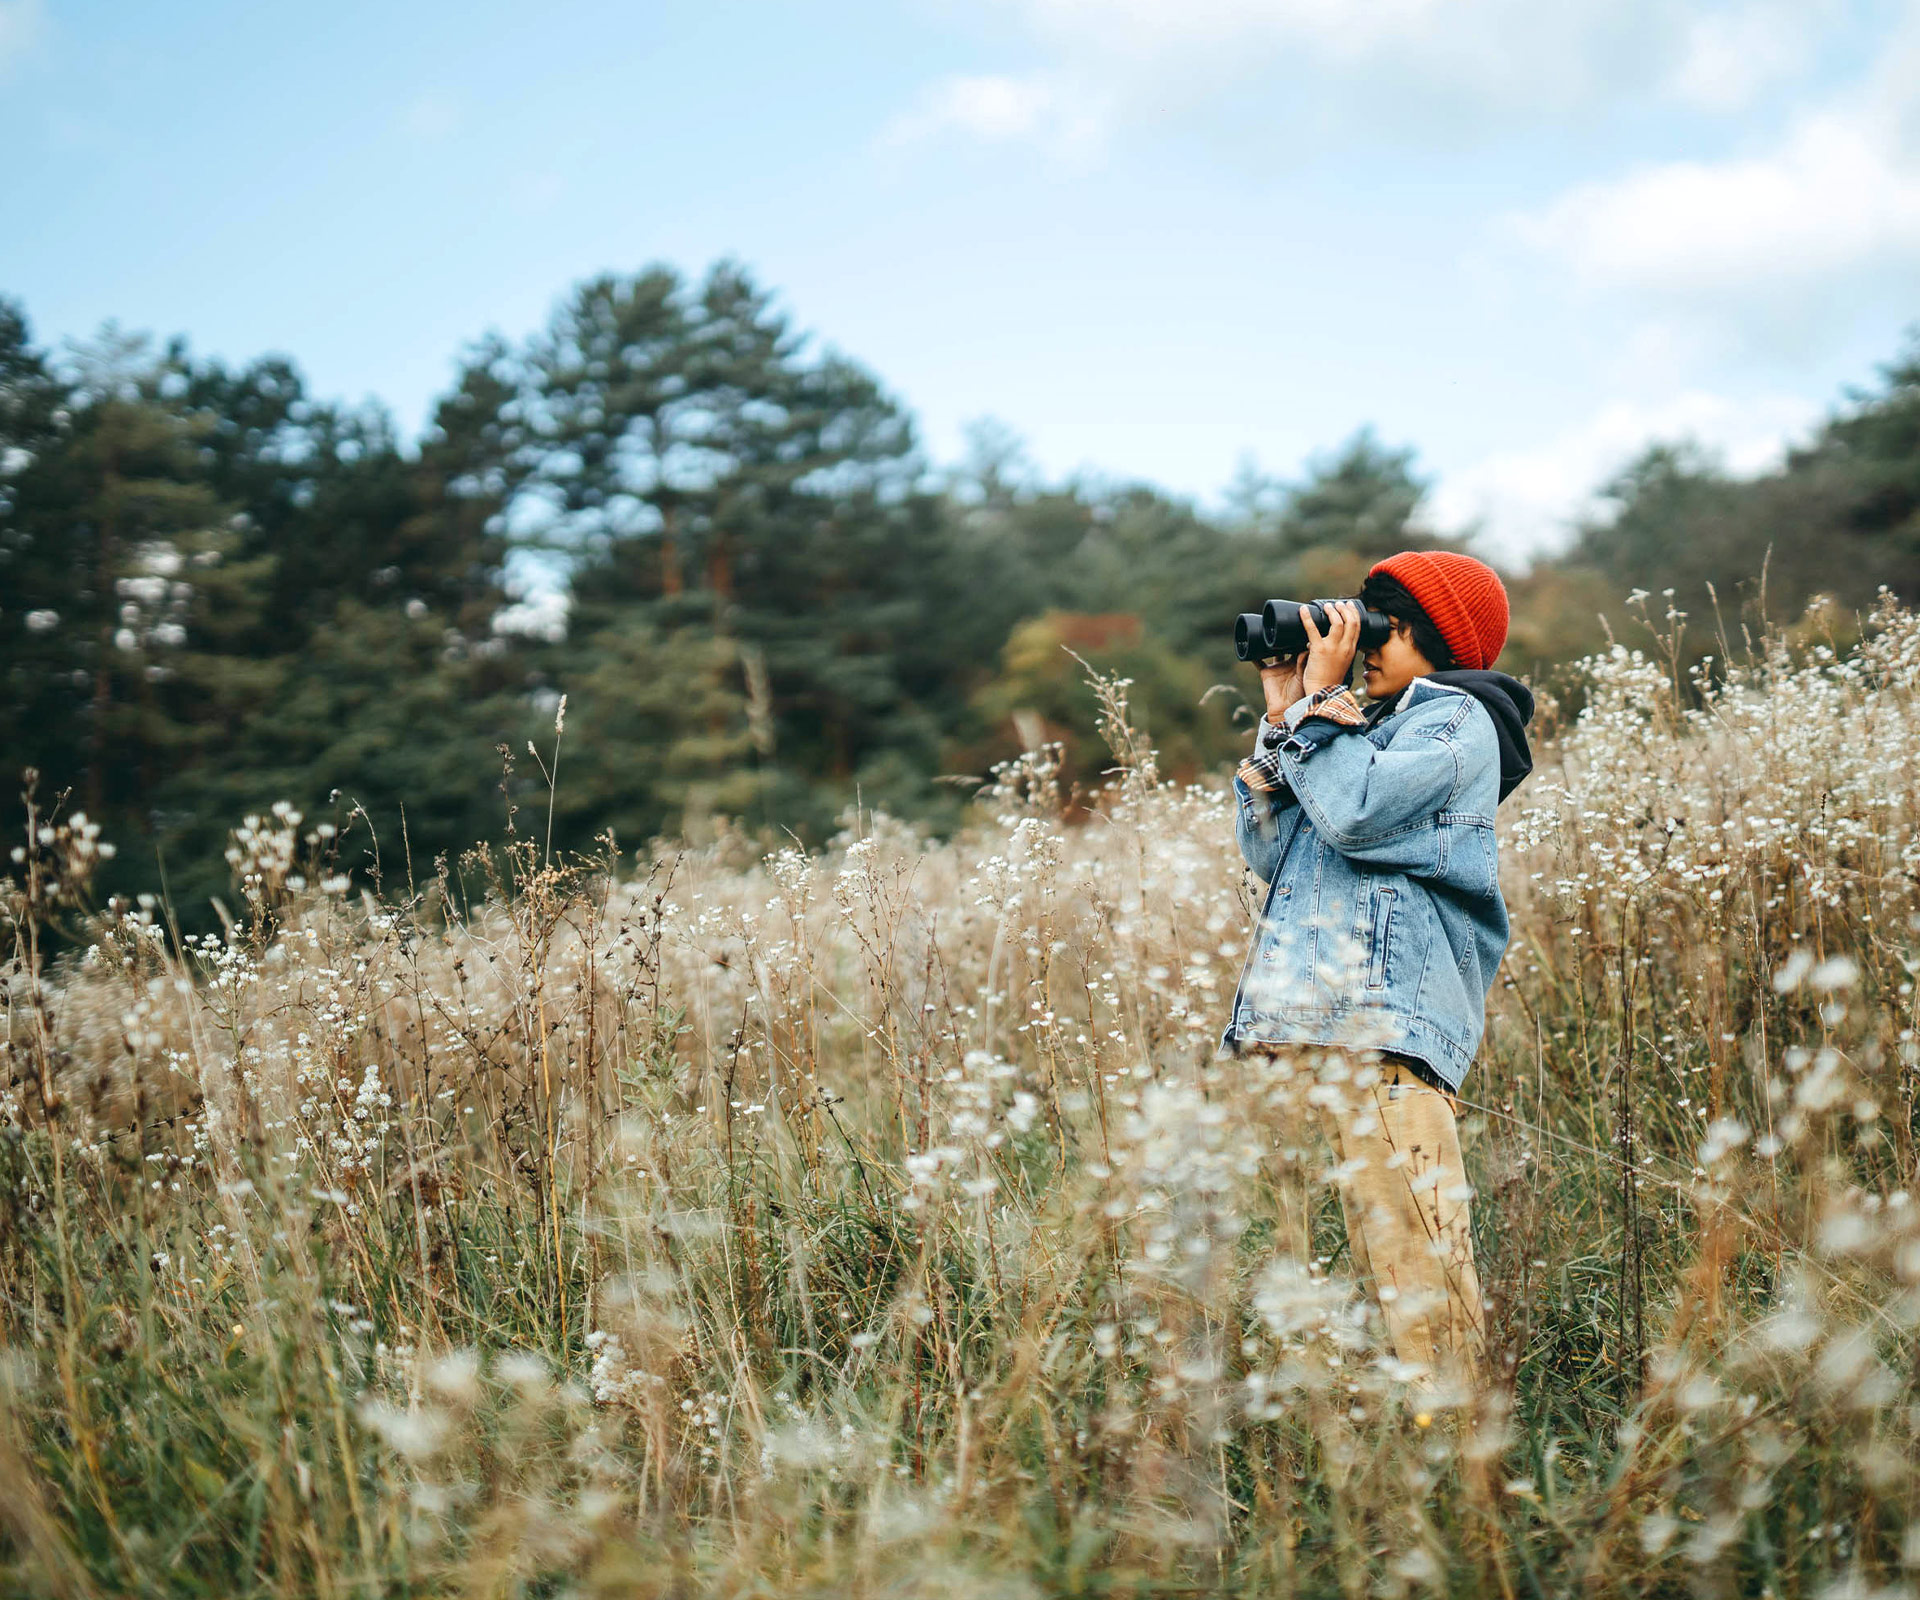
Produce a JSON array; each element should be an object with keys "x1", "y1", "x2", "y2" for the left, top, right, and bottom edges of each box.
[{"x1": 1362, "y1": 617, "x2": 1438, "y2": 701}]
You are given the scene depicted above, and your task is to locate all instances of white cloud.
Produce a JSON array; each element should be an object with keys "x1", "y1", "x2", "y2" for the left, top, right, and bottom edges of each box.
[
  {"x1": 881, "y1": 71, "x2": 1109, "y2": 157},
  {"x1": 0, "y1": 0, "x2": 45, "y2": 75},
  {"x1": 893, "y1": 0, "x2": 1838, "y2": 156},
  {"x1": 1429, "y1": 389, "x2": 1822, "y2": 560},
  {"x1": 398, "y1": 91, "x2": 463, "y2": 143},
  {"x1": 1516, "y1": 3, "x2": 1920, "y2": 313},
  {"x1": 1011, "y1": 0, "x2": 1452, "y2": 61},
  {"x1": 1518, "y1": 112, "x2": 1920, "y2": 302},
  {"x1": 1666, "y1": 2, "x2": 1813, "y2": 111}
]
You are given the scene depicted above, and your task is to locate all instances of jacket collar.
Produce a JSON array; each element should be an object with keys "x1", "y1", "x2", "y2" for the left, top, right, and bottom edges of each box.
[
  {"x1": 1363, "y1": 676, "x2": 1458, "y2": 727},
  {"x1": 1394, "y1": 676, "x2": 1455, "y2": 714}
]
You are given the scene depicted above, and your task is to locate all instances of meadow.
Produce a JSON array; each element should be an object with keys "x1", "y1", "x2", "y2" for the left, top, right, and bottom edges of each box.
[{"x1": 4, "y1": 594, "x2": 1920, "y2": 1598}]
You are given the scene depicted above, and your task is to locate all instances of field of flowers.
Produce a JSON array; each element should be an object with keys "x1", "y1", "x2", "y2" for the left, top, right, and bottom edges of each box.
[{"x1": 4, "y1": 596, "x2": 1920, "y2": 1598}]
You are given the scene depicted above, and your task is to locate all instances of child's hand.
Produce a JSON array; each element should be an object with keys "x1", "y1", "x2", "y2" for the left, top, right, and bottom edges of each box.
[
  {"x1": 1258, "y1": 654, "x2": 1305, "y2": 724},
  {"x1": 1302, "y1": 601, "x2": 1361, "y2": 695}
]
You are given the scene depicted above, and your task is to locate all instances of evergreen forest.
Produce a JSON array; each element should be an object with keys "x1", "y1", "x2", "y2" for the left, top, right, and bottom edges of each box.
[{"x1": 3, "y1": 262, "x2": 1917, "y2": 915}]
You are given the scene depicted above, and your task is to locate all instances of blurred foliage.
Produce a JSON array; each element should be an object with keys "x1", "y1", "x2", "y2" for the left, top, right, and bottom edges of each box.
[
  {"x1": 1561, "y1": 341, "x2": 1920, "y2": 654},
  {"x1": 1, "y1": 270, "x2": 1916, "y2": 916},
  {"x1": 961, "y1": 611, "x2": 1237, "y2": 806}
]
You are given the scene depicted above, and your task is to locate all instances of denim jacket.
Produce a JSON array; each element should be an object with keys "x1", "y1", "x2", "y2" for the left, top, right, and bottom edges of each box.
[{"x1": 1221, "y1": 678, "x2": 1509, "y2": 1090}]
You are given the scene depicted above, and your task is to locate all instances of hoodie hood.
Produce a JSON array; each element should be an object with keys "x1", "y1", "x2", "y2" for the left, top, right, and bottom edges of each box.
[{"x1": 1369, "y1": 670, "x2": 1535, "y2": 802}]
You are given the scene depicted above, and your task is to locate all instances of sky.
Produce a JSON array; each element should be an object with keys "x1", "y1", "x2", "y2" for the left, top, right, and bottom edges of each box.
[{"x1": 3, "y1": 0, "x2": 1918, "y2": 562}]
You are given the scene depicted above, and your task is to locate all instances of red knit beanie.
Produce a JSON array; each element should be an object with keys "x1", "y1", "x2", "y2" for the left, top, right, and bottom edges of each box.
[{"x1": 1367, "y1": 550, "x2": 1509, "y2": 671}]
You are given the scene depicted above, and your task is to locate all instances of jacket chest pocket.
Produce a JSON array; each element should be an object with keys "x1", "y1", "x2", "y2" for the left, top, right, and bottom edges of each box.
[{"x1": 1366, "y1": 886, "x2": 1397, "y2": 990}]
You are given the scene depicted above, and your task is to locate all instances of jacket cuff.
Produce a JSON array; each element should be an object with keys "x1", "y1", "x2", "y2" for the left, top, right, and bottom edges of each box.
[
  {"x1": 1253, "y1": 696, "x2": 1310, "y2": 751},
  {"x1": 1296, "y1": 684, "x2": 1367, "y2": 728},
  {"x1": 1276, "y1": 721, "x2": 1344, "y2": 760},
  {"x1": 1236, "y1": 746, "x2": 1290, "y2": 795},
  {"x1": 1269, "y1": 685, "x2": 1366, "y2": 759}
]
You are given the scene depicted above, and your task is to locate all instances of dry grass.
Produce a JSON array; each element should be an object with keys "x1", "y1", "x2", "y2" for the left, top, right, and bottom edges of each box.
[{"x1": 4, "y1": 592, "x2": 1920, "y2": 1598}]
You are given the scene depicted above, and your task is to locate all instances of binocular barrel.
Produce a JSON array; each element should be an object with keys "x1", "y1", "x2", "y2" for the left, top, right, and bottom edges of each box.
[
  {"x1": 1233, "y1": 599, "x2": 1393, "y2": 662},
  {"x1": 1233, "y1": 613, "x2": 1269, "y2": 661}
]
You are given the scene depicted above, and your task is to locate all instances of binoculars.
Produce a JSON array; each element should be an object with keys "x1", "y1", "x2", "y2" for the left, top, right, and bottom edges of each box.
[{"x1": 1234, "y1": 598, "x2": 1393, "y2": 663}]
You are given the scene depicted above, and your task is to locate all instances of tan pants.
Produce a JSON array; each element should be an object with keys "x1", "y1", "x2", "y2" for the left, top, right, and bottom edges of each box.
[
  {"x1": 1258, "y1": 1052, "x2": 1485, "y2": 1381},
  {"x1": 1325, "y1": 1061, "x2": 1485, "y2": 1378}
]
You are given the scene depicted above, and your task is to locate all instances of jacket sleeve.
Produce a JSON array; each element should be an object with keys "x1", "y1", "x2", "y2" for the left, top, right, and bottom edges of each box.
[
  {"x1": 1233, "y1": 767, "x2": 1297, "y2": 882},
  {"x1": 1232, "y1": 715, "x2": 1303, "y2": 881},
  {"x1": 1272, "y1": 694, "x2": 1471, "y2": 868}
]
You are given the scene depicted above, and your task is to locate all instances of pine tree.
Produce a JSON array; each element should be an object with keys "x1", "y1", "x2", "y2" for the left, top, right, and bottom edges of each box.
[
  {"x1": 0, "y1": 317, "x2": 271, "y2": 838},
  {"x1": 153, "y1": 343, "x2": 529, "y2": 905},
  {"x1": 516, "y1": 262, "x2": 959, "y2": 842},
  {"x1": 0, "y1": 299, "x2": 81, "y2": 792}
]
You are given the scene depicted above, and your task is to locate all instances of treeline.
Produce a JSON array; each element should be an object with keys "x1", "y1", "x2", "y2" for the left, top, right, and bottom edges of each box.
[{"x1": 2, "y1": 262, "x2": 1916, "y2": 914}]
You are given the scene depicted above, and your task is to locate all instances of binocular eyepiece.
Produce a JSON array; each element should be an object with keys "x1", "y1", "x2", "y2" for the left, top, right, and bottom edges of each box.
[{"x1": 1234, "y1": 599, "x2": 1393, "y2": 663}]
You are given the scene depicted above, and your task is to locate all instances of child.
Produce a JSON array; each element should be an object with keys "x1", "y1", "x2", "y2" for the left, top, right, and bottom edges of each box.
[{"x1": 1224, "y1": 550, "x2": 1534, "y2": 1381}]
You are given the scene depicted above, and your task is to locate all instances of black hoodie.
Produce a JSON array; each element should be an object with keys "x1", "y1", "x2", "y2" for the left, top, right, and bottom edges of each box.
[{"x1": 1367, "y1": 670, "x2": 1535, "y2": 803}]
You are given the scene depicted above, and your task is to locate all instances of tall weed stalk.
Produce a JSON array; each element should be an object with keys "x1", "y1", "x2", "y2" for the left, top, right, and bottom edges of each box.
[{"x1": 4, "y1": 596, "x2": 1920, "y2": 1597}]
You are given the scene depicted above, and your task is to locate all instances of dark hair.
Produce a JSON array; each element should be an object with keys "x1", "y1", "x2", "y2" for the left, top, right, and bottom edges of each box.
[{"x1": 1359, "y1": 572, "x2": 1455, "y2": 672}]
